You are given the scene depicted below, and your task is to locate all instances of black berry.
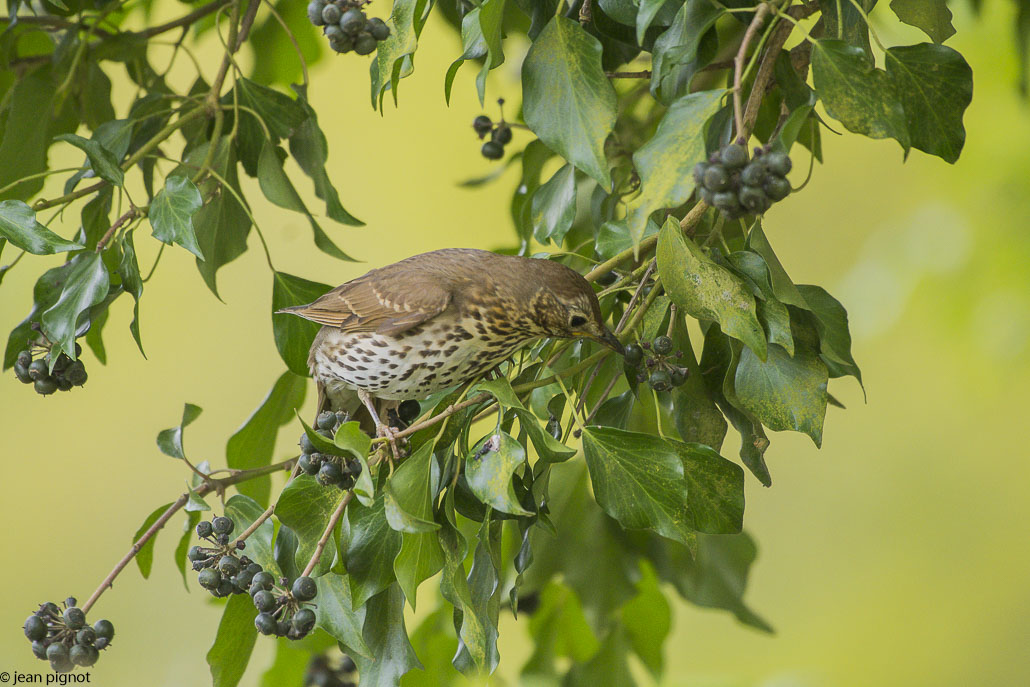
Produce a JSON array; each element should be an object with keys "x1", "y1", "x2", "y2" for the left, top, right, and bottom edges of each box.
[
  {"x1": 702, "y1": 165, "x2": 730, "y2": 192},
  {"x1": 763, "y1": 176, "x2": 791, "y2": 201},
  {"x1": 340, "y1": 8, "x2": 366, "y2": 35},
  {"x1": 318, "y1": 461, "x2": 343, "y2": 486},
  {"x1": 299, "y1": 433, "x2": 316, "y2": 454},
  {"x1": 670, "y1": 368, "x2": 689, "y2": 387},
  {"x1": 252, "y1": 571, "x2": 275, "y2": 591},
  {"x1": 255, "y1": 612, "x2": 278, "y2": 635},
  {"x1": 321, "y1": 3, "x2": 341, "y2": 24},
  {"x1": 492, "y1": 124, "x2": 512, "y2": 145},
  {"x1": 24, "y1": 615, "x2": 46, "y2": 641},
  {"x1": 27, "y1": 359, "x2": 48, "y2": 380},
  {"x1": 765, "y1": 151, "x2": 792, "y2": 176},
  {"x1": 292, "y1": 608, "x2": 317, "y2": 634},
  {"x1": 720, "y1": 144, "x2": 748, "y2": 169},
  {"x1": 623, "y1": 343, "x2": 643, "y2": 366},
  {"x1": 398, "y1": 399, "x2": 420, "y2": 424},
  {"x1": 198, "y1": 568, "x2": 221, "y2": 590},
  {"x1": 298, "y1": 453, "x2": 318, "y2": 475},
  {"x1": 353, "y1": 31, "x2": 377, "y2": 55},
  {"x1": 316, "y1": 410, "x2": 336, "y2": 431},
  {"x1": 481, "y1": 141, "x2": 504, "y2": 160},
  {"x1": 292, "y1": 576, "x2": 317, "y2": 601},
  {"x1": 218, "y1": 555, "x2": 240, "y2": 577},
  {"x1": 253, "y1": 590, "x2": 277, "y2": 612},
  {"x1": 34, "y1": 376, "x2": 58, "y2": 395},
  {"x1": 212, "y1": 516, "x2": 234, "y2": 535},
  {"x1": 648, "y1": 370, "x2": 672, "y2": 392},
  {"x1": 739, "y1": 185, "x2": 770, "y2": 214},
  {"x1": 307, "y1": 0, "x2": 326, "y2": 25},
  {"x1": 197, "y1": 520, "x2": 213, "y2": 538},
  {"x1": 652, "y1": 336, "x2": 673, "y2": 355},
  {"x1": 63, "y1": 607, "x2": 85, "y2": 629},
  {"x1": 368, "y1": 17, "x2": 390, "y2": 40}
]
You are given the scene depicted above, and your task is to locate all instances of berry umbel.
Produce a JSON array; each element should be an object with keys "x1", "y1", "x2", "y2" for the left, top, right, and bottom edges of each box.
[
  {"x1": 24, "y1": 598, "x2": 114, "y2": 673},
  {"x1": 307, "y1": 0, "x2": 391, "y2": 55},
  {"x1": 694, "y1": 143, "x2": 793, "y2": 219},
  {"x1": 12, "y1": 339, "x2": 87, "y2": 395},
  {"x1": 624, "y1": 337, "x2": 690, "y2": 391}
]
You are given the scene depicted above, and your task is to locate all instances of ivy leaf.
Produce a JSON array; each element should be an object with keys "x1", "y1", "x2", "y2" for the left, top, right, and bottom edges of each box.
[
  {"x1": 385, "y1": 442, "x2": 440, "y2": 533},
  {"x1": 132, "y1": 502, "x2": 173, "y2": 579},
  {"x1": 275, "y1": 475, "x2": 344, "y2": 576},
  {"x1": 819, "y1": 0, "x2": 875, "y2": 59},
  {"x1": 624, "y1": 89, "x2": 725, "y2": 246},
  {"x1": 475, "y1": 0, "x2": 507, "y2": 104},
  {"x1": 313, "y1": 573, "x2": 373, "y2": 658},
  {"x1": 4, "y1": 263, "x2": 69, "y2": 369},
  {"x1": 257, "y1": 141, "x2": 353, "y2": 261},
  {"x1": 393, "y1": 519, "x2": 445, "y2": 611},
  {"x1": 225, "y1": 494, "x2": 278, "y2": 574},
  {"x1": 889, "y1": 0, "x2": 955, "y2": 43},
  {"x1": 149, "y1": 176, "x2": 204, "y2": 259},
  {"x1": 475, "y1": 377, "x2": 575, "y2": 463},
  {"x1": 657, "y1": 218, "x2": 766, "y2": 360},
  {"x1": 522, "y1": 581, "x2": 598, "y2": 678},
  {"x1": 649, "y1": 0, "x2": 722, "y2": 105},
  {"x1": 885, "y1": 44, "x2": 972, "y2": 164},
  {"x1": 452, "y1": 515, "x2": 502, "y2": 675},
  {"x1": 444, "y1": 8, "x2": 487, "y2": 103},
  {"x1": 620, "y1": 562, "x2": 670, "y2": 676},
  {"x1": 734, "y1": 344, "x2": 828, "y2": 446},
  {"x1": 185, "y1": 488, "x2": 211, "y2": 512},
  {"x1": 191, "y1": 141, "x2": 252, "y2": 297},
  {"x1": 334, "y1": 422, "x2": 375, "y2": 506},
  {"x1": 636, "y1": 0, "x2": 673, "y2": 45},
  {"x1": 0, "y1": 67, "x2": 65, "y2": 201},
  {"x1": 157, "y1": 403, "x2": 203, "y2": 460},
  {"x1": 371, "y1": 0, "x2": 434, "y2": 108},
  {"x1": 271, "y1": 271, "x2": 332, "y2": 376},
  {"x1": 465, "y1": 432, "x2": 533, "y2": 516},
  {"x1": 226, "y1": 371, "x2": 307, "y2": 503},
  {"x1": 206, "y1": 594, "x2": 258, "y2": 687},
  {"x1": 40, "y1": 251, "x2": 110, "y2": 364},
  {"x1": 173, "y1": 511, "x2": 202, "y2": 590},
  {"x1": 812, "y1": 39, "x2": 910, "y2": 152},
  {"x1": 530, "y1": 163, "x2": 577, "y2": 246},
  {"x1": 564, "y1": 626, "x2": 635, "y2": 687},
  {"x1": 350, "y1": 585, "x2": 422, "y2": 687},
  {"x1": 0, "y1": 201, "x2": 83, "y2": 254},
  {"x1": 117, "y1": 230, "x2": 145, "y2": 355},
  {"x1": 54, "y1": 133, "x2": 124, "y2": 187},
  {"x1": 745, "y1": 222, "x2": 808, "y2": 308},
  {"x1": 795, "y1": 284, "x2": 862, "y2": 385},
  {"x1": 339, "y1": 494, "x2": 402, "y2": 607},
  {"x1": 522, "y1": 16, "x2": 617, "y2": 188},
  {"x1": 235, "y1": 78, "x2": 308, "y2": 139}
]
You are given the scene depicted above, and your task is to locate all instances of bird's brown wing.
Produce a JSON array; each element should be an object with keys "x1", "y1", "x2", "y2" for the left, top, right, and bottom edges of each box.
[{"x1": 278, "y1": 264, "x2": 452, "y2": 336}]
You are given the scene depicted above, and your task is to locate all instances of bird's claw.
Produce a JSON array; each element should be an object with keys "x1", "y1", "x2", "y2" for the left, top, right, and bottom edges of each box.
[{"x1": 377, "y1": 423, "x2": 404, "y2": 463}]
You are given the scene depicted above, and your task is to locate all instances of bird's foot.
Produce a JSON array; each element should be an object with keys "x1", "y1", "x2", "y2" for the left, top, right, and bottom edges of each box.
[{"x1": 376, "y1": 423, "x2": 404, "y2": 464}]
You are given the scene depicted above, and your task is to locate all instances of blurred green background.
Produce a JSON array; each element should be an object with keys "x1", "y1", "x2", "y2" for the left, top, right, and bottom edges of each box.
[{"x1": 2, "y1": 2, "x2": 1029, "y2": 685}]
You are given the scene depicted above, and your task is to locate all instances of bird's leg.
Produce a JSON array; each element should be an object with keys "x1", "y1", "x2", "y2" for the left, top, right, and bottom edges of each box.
[{"x1": 358, "y1": 389, "x2": 402, "y2": 462}]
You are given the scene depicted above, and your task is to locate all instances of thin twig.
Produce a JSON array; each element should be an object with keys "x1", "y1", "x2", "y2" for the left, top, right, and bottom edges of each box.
[
  {"x1": 606, "y1": 70, "x2": 651, "y2": 79},
  {"x1": 95, "y1": 207, "x2": 139, "y2": 252},
  {"x1": 138, "y1": 0, "x2": 233, "y2": 38},
  {"x1": 733, "y1": 3, "x2": 773, "y2": 142},
  {"x1": 229, "y1": 505, "x2": 275, "y2": 548},
  {"x1": 302, "y1": 491, "x2": 352, "y2": 577},
  {"x1": 585, "y1": 374, "x2": 621, "y2": 424}
]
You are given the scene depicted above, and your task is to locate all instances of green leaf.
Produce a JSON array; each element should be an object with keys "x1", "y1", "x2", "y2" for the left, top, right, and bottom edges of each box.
[
  {"x1": 226, "y1": 372, "x2": 307, "y2": 503},
  {"x1": 371, "y1": 0, "x2": 434, "y2": 108},
  {"x1": 564, "y1": 626, "x2": 635, "y2": 687},
  {"x1": 734, "y1": 344, "x2": 828, "y2": 446},
  {"x1": 206, "y1": 594, "x2": 259, "y2": 687},
  {"x1": 275, "y1": 475, "x2": 344, "y2": 576},
  {"x1": 444, "y1": 8, "x2": 487, "y2": 103},
  {"x1": 819, "y1": 0, "x2": 876, "y2": 58},
  {"x1": 185, "y1": 488, "x2": 211, "y2": 512},
  {"x1": 41, "y1": 251, "x2": 110, "y2": 363},
  {"x1": 620, "y1": 561, "x2": 670, "y2": 676},
  {"x1": 149, "y1": 176, "x2": 204, "y2": 258},
  {"x1": 888, "y1": 0, "x2": 955, "y2": 43},
  {"x1": 522, "y1": 16, "x2": 617, "y2": 188},
  {"x1": 596, "y1": 217, "x2": 659, "y2": 260},
  {"x1": 235, "y1": 78, "x2": 308, "y2": 139},
  {"x1": 191, "y1": 141, "x2": 252, "y2": 296},
  {"x1": 657, "y1": 218, "x2": 766, "y2": 360},
  {"x1": 157, "y1": 403, "x2": 203, "y2": 459},
  {"x1": 4, "y1": 263, "x2": 69, "y2": 369},
  {"x1": 522, "y1": 581, "x2": 598, "y2": 678},
  {"x1": 812, "y1": 39, "x2": 910, "y2": 152},
  {"x1": 225, "y1": 494, "x2": 277, "y2": 574},
  {"x1": 272, "y1": 271, "x2": 332, "y2": 376},
  {"x1": 745, "y1": 222, "x2": 808, "y2": 309},
  {"x1": 257, "y1": 140, "x2": 352, "y2": 260},
  {"x1": 174, "y1": 511, "x2": 202, "y2": 590},
  {"x1": 132, "y1": 502, "x2": 172, "y2": 579},
  {"x1": 795, "y1": 284, "x2": 862, "y2": 384},
  {"x1": 393, "y1": 523, "x2": 444, "y2": 611},
  {"x1": 0, "y1": 200, "x2": 83, "y2": 254},
  {"x1": 0, "y1": 67, "x2": 65, "y2": 201},
  {"x1": 475, "y1": 378, "x2": 575, "y2": 463},
  {"x1": 334, "y1": 422, "x2": 375, "y2": 506},
  {"x1": 650, "y1": 0, "x2": 722, "y2": 105},
  {"x1": 452, "y1": 514, "x2": 502, "y2": 675},
  {"x1": 385, "y1": 442, "x2": 441, "y2": 533},
  {"x1": 475, "y1": 0, "x2": 507, "y2": 104},
  {"x1": 530, "y1": 163, "x2": 577, "y2": 246},
  {"x1": 313, "y1": 573, "x2": 373, "y2": 658},
  {"x1": 54, "y1": 133, "x2": 124, "y2": 186},
  {"x1": 672, "y1": 375, "x2": 727, "y2": 452},
  {"x1": 465, "y1": 432, "x2": 533, "y2": 516},
  {"x1": 351, "y1": 585, "x2": 422, "y2": 687},
  {"x1": 885, "y1": 43, "x2": 972, "y2": 164},
  {"x1": 339, "y1": 494, "x2": 402, "y2": 607},
  {"x1": 636, "y1": 0, "x2": 673, "y2": 44},
  {"x1": 624, "y1": 89, "x2": 725, "y2": 246},
  {"x1": 117, "y1": 230, "x2": 145, "y2": 355}
]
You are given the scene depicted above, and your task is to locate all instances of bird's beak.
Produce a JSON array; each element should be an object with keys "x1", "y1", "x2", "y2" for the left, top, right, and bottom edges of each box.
[{"x1": 595, "y1": 327, "x2": 623, "y2": 354}]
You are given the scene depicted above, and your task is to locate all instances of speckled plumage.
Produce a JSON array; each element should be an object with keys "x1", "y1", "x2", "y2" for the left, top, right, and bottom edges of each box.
[{"x1": 277, "y1": 248, "x2": 620, "y2": 415}]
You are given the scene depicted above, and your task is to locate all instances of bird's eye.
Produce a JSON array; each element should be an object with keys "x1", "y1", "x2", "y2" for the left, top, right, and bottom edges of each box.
[{"x1": 569, "y1": 315, "x2": 587, "y2": 328}]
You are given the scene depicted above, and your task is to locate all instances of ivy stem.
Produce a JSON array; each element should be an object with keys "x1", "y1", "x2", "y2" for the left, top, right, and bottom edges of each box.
[
  {"x1": 80, "y1": 458, "x2": 296, "y2": 614},
  {"x1": 606, "y1": 70, "x2": 651, "y2": 79},
  {"x1": 733, "y1": 2, "x2": 773, "y2": 142},
  {"x1": 95, "y1": 206, "x2": 140, "y2": 252},
  {"x1": 229, "y1": 505, "x2": 276, "y2": 549},
  {"x1": 301, "y1": 491, "x2": 353, "y2": 577}
]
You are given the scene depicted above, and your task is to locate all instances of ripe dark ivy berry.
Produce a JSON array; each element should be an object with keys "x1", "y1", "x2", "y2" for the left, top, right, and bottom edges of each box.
[
  {"x1": 318, "y1": 461, "x2": 343, "y2": 486},
  {"x1": 76, "y1": 627, "x2": 96, "y2": 645},
  {"x1": 623, "y1": 343, "x2": 644, "y2": 366},
  {"x1": 307, "y1": 0, "x2": 325, "y2": 25},
  {"x1": 763, "y1": 176, "x2": 791, "y2": 201},
  {"x1": 298, "y1": 453, "x2": 318, "y2": 475},
  {"x1": 70, "y1": 644, "x2": 96, "y2": 667},
  {"x1": 14, "y1": 358, "x2": 32, "y2": 384},
  {"x1": 252, "y1": 571, "x2": 275, "y2": 591},
  {"x1": 739, "y1": 185, "x2": 770, "y2": 214},
  {"x1": 649, "y1": 370, "x2": 672, "y2": 392},
  {"x1": 340, "y1": 8, "x2": 366, "y2": 35},
  {"x1": 741, "y1": 161, "x2": 766, "y2": 187},
  {"x1": 368, "y1": 16, "x2": 390, "y2": 40},
  {"x1": 473, "y1": 115, "x2": 493, "y2": 137},
  {"x1": 702, "y1": 165, "x2": 730, "y2": 192},
  {"x1": 212, "y1": 516, "x2": 234, "y2": 535},
  {"x1": 321, "y1": 3, "x2": 342, "y2": 24},
  {"x1": 255, "y1": 612, "x2": 278, "y2": 636},
  {"x1": 198, "y1": 568, "x2": 221, "y2": 590},
  {"x1": 94, "y1": 637, "x2": 109, "y2": 651},
  {"x1": 32, "y1": 640, "x2": 47, "y2": 659},
  {"x1": 34, "y1": 377, "x2": 58, "y2": 395},
  {"x1": 300, "y1": 432, "x2": 316, "y2": 454},
  {"x1": 47, "y1": 643, "x2": 69, "y2": 662},
  {"x1": 17, "y1": 349, "x2": 31, "y2": 367},
  {"x1": 293, "y1": 608, "x2": 317, "y2": 633},
  {"x1": 765, "y1": 151, "x2": 792, "y2": 176},
  {"x1": 720, "y1": 144, "x2": 748, "y2": 169},
  {"x1": 492, "y1": 124, "x2": 513, "y2": 145},
  {"x1": 27, "y1": 359, "x2": 48, "y2": 380},
  {"x1": 330, "y1": 32, "x2": 354, "y2": 53},
  {"x1": 398, "y1": 399, "x2": 421, "y2": 424},
  {"x1": 292, "y1": 576, "x2": 318, "y2": 601},
  {"x1": 316, "y1": 410, "x2": 336, "y2": 432},
  {"x1": 713, "y1": 191, "x2": 742, "y2": 215},
  {"x1": 197, "y1": 520, "x2": 213, "y2": 538},
  {"x1": 41, "y1": 602, "x2": 60, "y2": 617},
  {"x1": 693, "y1": 162, "x2": 708, "y2": 186},
  {"x1": 218, "y1": 555, "x2": 240, "y2": 576},
  {"x1": 63, "y1": 606, "x2": 86, "y2": 629},
  {"x1": 253, "y1": 589, "x2": 277, "y2": 613},
  {"x1": 353, "y1": 31, "x2": 377, "y2": 55},
  {"x1": 215, "y1": 578, "x2": 235, "y2": 597},
  {"x1": 24, "y1": 614, "x2": 46, "y2": 640},
  {"x1": 481, "y1": 141, "x2": 504, "y2": 160},
  {"x1": 652, "y1": 336, "x2": 674, "y2": 355}
]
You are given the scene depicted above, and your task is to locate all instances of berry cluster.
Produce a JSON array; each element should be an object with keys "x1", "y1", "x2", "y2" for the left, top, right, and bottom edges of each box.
[
  {"x1": 693, "y1": 144, "x2": 793, "y2": 219},
  {"x1": 24, "y1": 598, "x2": 114, "y2": 673},
  {"x1": 251, "y1": 574, "x2": 319, "y2": 640},
  {"x1": 297, "y1": 411, "x2": 364, "y2": 489},
  {"x1": 12, "y1": 344, "x2": 87, "y2": 395},
  {"x1": 473, "y1": 114, "x2": 513, "y2": 160},
  {"x1": 624, "y1": 336, "x2": 690, "y2": 391},
  {"x1": 307, "y1": 0, "x2": 390, "y2": 55},
  {"x1": 189, "y1": 516, "x2": 263, "y2": 598},
  {"x1": 305, "y1": 653, "x2": 357, "y2": 687}
]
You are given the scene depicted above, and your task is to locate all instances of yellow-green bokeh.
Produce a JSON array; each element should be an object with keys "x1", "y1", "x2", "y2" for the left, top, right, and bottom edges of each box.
[{"x1": 2, "y1": 3, "x2": 1029, "y2": 686}]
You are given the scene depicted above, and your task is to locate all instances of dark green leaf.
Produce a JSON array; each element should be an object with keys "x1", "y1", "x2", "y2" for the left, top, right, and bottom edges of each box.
[
  {"x1": 275, "y1": 475, "x2": 344, "y2": 576},
  {"x1": 475, "y1": 0, "x2": 507, "y2": 104},
  {"x1": 149, "y1": 176, "x2": 204, "y2": 258},
  {"x1": 313, "y1": 573, "x2": 373, "y2": 658},
  {"x1": 745, "y1": 222, "x2": 808, "y2": 308},
  {"x1": 885, "y1": 43, "x2": 972, "y2": 164},
  {"x1": 636, "y1": 0, "x2": 673, "y2": 44},
  {"x1": 0, "y1": 68, "x2": 62, "y2": 200},
  {"x1": 734, "y1": 344, "x2": 828, "y2": 446},
  {"x1": 445, "y1": 8, "x2": 488, "y2": 103},
  {"x1": 650, "y1": 0, "x2": 722, "y2": 104},
  {"x1": 620, "y1": 561, "x2": 670, "y2": 676},
  {"x1": 452, "y1": 514, "x2": 502, "y2": 675},
  {"x1": 334, "y1": 422, "x2": 375, "y2": 506},
  {"x1": 889, "y1": 0, "x2": 954, "y2": 43},
  {"x1": 156, "y1": 403, "x2": 203, "y2": 460},
  {"x1": 0, "y1": 201, "x2": 83, "y2": 254},
  {"x1": 371, "y1": 0, "x2": 434, "y2": 108},
  {"x1": 819, "y1": 0, "x2": 876, "y2": 58},
  {"x1": 657, "y1": 218, "x2": 766, "y2": 360},
  {"x1": 41, "y1": 251, "x2": 110, "y2": 362},
  {"x1": 385, "y1": 442, "x2": 441, "y2": 533},
  {"x1": 226, "y1": 371, "x2": 307, "y2": 503},
  {"x1": 531, "y1": 163, "x2": 577, "y2": 246},
  {"x1": 596, "y1": 217, "x2": 659, "y2": 260},
  {"x1": 117, "y1": 230, "x2": 145, "y2": 355},
  {"x1": 795, "y1": 284, "x2": 862, "y2": 384},
  {"x1": 236, "y1": 78, "x2": 308, "y2": 139},
  {"x1": 3, "y1": 263, "x2": 69, "y2": 369},
  {"x1": 465, "y1": 432, "x2": 533, "y2": 516},
  {"x1": 271, "y1": 272, "x2": 332, "y2": 376},
  {"x1": 192, "y1": 140, "x2": 252, "y2": 296},
  {"x1": 339, "y1": 494, "x2": 402, "y2": 607},
  {"x1": 563, "y1": 626, "x2": 634, "y2": 687},
  {"x1": 54, "y1": 133, "x2": 124, "y2": 186},
  {"x1": 812, "y1": 39, "x2": 910, "y2": 152},
  {"x1": 522, "y1": 16, "x2": 617, "y2": 188},
  {"x1": 225, "y1": 494, "x2": 277, "y2": 573},
  {"x1": 132, "y1": 502, "x2": 172, "y2": 579},
  {"x1": 351, "y1": 585, "x2": 422, "y2": 687},
  {"x1": 206, "y1": 594, "x2": 259, "y2": 687},
  {"x1": 174, "y1": 511, "x2": 202, "y2": 590},
  {"x1": 185, "y1": 488, "x2": 211, "y2": 512},
  {"x1": 476, "y1": 378, "x2": 575, "y2": 463}
]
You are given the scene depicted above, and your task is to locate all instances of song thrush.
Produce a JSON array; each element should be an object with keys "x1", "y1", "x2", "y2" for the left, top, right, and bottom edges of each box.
[{"x1": 276, "y1": 248, "x2": 621, "y2": 449}]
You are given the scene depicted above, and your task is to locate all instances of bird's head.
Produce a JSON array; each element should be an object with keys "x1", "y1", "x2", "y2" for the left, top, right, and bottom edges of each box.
[{"x1": 526, "y1": 261, "x2": 623, "y2": 354}]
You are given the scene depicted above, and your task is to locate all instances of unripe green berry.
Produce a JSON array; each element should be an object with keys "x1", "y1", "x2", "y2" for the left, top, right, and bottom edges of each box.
[
  {"x1": 739, "y1": 185, "x2": 770, "y2": 213},
  {"x1": 70, "y1": 643, "x2": 97, "y2": 667},
  {"x1": 24, "y1": 615, "x2": 47, "y2": 640},
  {"x1": 623, "y1": 343, "x2": 644, "y2": 366},
  {"x1": 27, "y1": 359, "x2": 48, "y2": 380},
  {"x1": 692, "y1": 162, "x2": 708, "y2": 186},
  {"x1": 253, "y1": 590, "x2": 277, "y2": 612},
  {"x1": 65, "y1": 360, "x2": 87, "y2": 386},
  {"x1": 255, "y1": 612, "x2": 278, "y2": 635},
  {"x1": 481, "y1": 141, "x2": 504, "y2": 160},
  {"x1": 763, "y1": 176, "x2": 791, "y2": 201},
  {"x1": 17, "y1": 349, "x2": 31, "y2": 367},
  {"x1": 652, "y1": 336, "x2": 673, "y2": 355},
  {"x1": 293, "y1": 608, "x2": 317, "y2": 633},
  {"x1": 46, "y1": 643, "x2": 69, "y2": 662},
  {"x1": 353, "y1": 31, "x2": 377, "y2": 55},
  {"x1": 14, "y1": 359, "x2": 32, "y2": 383},
  {"x1": 702, "y1": 165, "x2": 730, "y2": 192},
  {"x1": 76, "y1": 627, "x2": 96, "y2": 645},
  {"x1": 648, "y1": 370, "x2": 672, "y2": 392},
  {"x1": 292, "y1": 576, "x2": 317, "y2": 601},
  {"x1": 307, "y1": 0, "x2": 326, "y2": 25},
  {"x1": 198, "y1": 568, "x2": 221, "y2": 590},
  {"x1": 93, "y1": 619, "x2": 114, "y2": 641},
  {"x1": 212, "y1": 516, "x2": 234, "y2": 535},
  {"x1": 719, "y1": 143, "x2": 748, "y2": 169},
  {"x1": 321, "y1": 3, "x2": 341, "y2": 24},
  {"x1": 63, "y1": 607, "x2": 85, "y2": 629},
  {"x1": 670, "y1": 368, "x2": 689, "y2": 387},
  {"x1": 329, "y1": 32, "x2": 354, "y2": 53},
  {"x1": 367, "y1": 16, "x2": 390, "y2": 40},
  {"x1": 765, "y1": 151, "x2": 792, "y2": 176},
  {"x1": 34, "y1": 376, "x2": 58, "y2": 395},
  {"x1": 741, "y1": 161, "x2": 766, "y2": 186},
  {"x1": 31, "y1": 640, "x2": 47, "y2": 659}
]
